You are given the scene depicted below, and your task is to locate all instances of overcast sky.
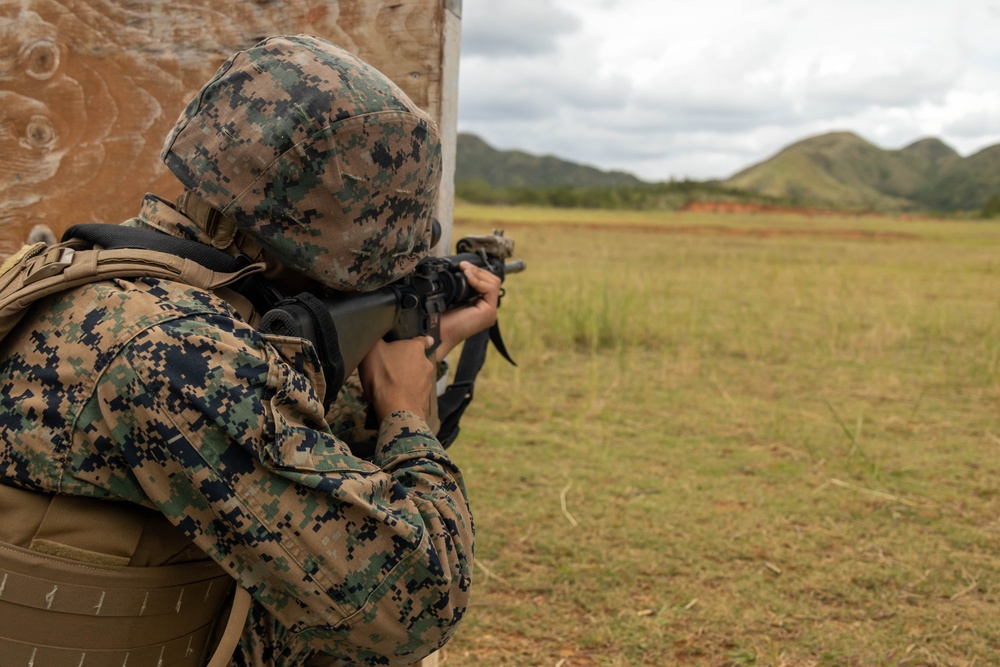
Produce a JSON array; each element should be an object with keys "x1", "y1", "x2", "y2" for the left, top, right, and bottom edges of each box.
[{"x1": 456, "y1": 0, "x2": 1000, "y2": 182}]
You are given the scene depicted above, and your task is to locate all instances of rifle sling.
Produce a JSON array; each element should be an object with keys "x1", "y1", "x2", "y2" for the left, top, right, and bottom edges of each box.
[
  {"x1": 436, "y1": 327, "x2": 493, "y2": 448},
  {"x1": 63, "y1": 224, "x2": 247, "y2": 274},
  {"x1": 63, "y1": 223, "x2": 279, "y2": 318},
  {"x1": 272, "y1": 292, "x2": 346, "y2": 409}
]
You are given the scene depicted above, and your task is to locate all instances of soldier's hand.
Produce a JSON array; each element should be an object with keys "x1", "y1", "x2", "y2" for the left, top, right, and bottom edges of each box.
[
  {"x1": 358, "y1": 337, "x2": 436, "y2": 422},
  {"x1": 436, "y1": 261, "x2": 502, "y2": 362}
]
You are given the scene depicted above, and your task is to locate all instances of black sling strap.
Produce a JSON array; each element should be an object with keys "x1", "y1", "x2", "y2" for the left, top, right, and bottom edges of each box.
[
  {"x1": 63, "y1": 224, "x2": 248, "y2": 273},
  {"x1": 63, "y1": 224, "x2": 279, "y2": 315},
  {"x1": 436, "y1": 320, "x2": 517, "y2": 448}
]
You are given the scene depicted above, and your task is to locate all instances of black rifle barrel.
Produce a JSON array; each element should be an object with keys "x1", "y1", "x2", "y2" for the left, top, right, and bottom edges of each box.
[{"x1": 505, "y1": 260, "x2": 527, "y2": 274}]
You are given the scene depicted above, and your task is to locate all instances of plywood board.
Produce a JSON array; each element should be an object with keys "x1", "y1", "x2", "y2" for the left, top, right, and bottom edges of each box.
[{"x1": 0, "y1": 0, "x2": 459, "y2": 256}]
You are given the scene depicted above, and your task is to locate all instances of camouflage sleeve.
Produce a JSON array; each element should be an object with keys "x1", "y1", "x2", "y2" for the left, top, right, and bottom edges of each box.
[
  {"x1": 325, "y1": 372, "x2": 379, "y2": 455},
  {"x1": 90, "y1": 312, "x2": 474, "y2": 665}
]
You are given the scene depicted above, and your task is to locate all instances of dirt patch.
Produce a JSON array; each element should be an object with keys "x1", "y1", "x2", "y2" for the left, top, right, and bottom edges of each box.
[
  {"x1": 682, "y1": 201, "x2": 941, "y2": 222},
  {"x1": 682, "y1": 200, "x2": 847, "y2": 216}
]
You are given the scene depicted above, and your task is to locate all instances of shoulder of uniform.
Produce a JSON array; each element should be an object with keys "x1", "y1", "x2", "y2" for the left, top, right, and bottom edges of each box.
[
  {"x1": 78, "y1": 275, "x2": 239, "y2": 320},
  {"x1": 29, "y1": 276, "x2": 250, "y2": 358}
]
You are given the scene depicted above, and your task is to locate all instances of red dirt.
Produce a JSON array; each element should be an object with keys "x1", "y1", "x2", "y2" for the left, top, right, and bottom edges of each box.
[
  {"x1": 682, "y1": 200, "x2": 846, "y2": 216},
  {"x1": 461, "y1": 219, "x2": 921, "y2": 242}
]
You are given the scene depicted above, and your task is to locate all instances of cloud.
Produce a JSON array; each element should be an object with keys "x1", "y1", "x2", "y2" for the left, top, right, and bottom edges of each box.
[
  {"x1": 456, "y1": 0, "x2": 1000, "y2": 181},
  {"x1": 946, "y1": 111, "x2": 1000, "y2": 139},
  {"x1": 797, "y1": 48, "x2": 966, "y2": 115},
  {"x1": 939, "y1": 91, "x2": 1000, "y2": 154},
  {"x1": 458, "y1": 59, "x2": 631, "y2": 123},
  {"x1": 461, "y1": 0, "x2": 581, "y2": 58}
]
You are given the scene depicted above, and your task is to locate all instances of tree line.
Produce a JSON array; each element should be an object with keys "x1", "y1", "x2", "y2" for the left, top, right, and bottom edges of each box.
[
  {"x1": 457, "y1": 179, "x2": 1000, "y2": 218},
  {"x1": 455, "y1": 179, "x2": 782, "y2": 211}
]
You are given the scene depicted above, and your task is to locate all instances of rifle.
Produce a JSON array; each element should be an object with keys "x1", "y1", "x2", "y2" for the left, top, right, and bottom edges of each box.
[
  {"x1": 258, "y1": 230, "x2": 525, "y2": 445},
  {"x1": 57, "y1": 222, "x2": 523, "y2": 446}
]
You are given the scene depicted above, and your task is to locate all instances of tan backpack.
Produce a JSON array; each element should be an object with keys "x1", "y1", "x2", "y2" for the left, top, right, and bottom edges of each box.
[
  {"x1": 0, "y1": 227, "x2": 265, "y2": 340},
  {"x1": 0, "y1": 227, "x2": 264, "y2": 666}
]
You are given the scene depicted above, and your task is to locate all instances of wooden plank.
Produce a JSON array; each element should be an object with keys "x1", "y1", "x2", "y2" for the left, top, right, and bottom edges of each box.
[
  {"x1": 433, "y1": 0, "x2": 461, "y2": 255},
  {"x1": 0, "y1": 0, "x2": 458, "y2": 256}
]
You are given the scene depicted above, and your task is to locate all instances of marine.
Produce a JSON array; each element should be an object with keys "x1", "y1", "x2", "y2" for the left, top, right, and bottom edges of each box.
[{"x1": 0, "y1": 34, "x2": 499, "y2": 666}]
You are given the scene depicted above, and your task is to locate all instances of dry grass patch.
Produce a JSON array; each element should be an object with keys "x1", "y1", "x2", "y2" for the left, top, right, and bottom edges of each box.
[{"x1": 445, "y1": 205, "x2": 1000, "y2": 666}]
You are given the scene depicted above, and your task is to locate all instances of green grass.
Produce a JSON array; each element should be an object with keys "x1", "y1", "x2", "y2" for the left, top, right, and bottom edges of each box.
[{"x1": 439, "y1": 204, "x2": 1000, "y2": 666}]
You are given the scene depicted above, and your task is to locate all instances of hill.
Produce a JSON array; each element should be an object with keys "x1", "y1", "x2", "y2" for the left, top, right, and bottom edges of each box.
[
  {"x1": 724, "y1": 132, "x2": 956, "y2": 211},
  {"x1": 455, "y1": 133, "x2": 787, "y2": 211},
  {"x1": 456, "y1": 130, "x2": 1000, "y2": 214},
  {"x1": 916, "y1": 144, "x2": 1000, "y2": 211},
  {"x1": 721, "y1": 132, "x2": 1000, "y2": 213},
  {"x1": 455, "y1": 133, "x2": 643, "y2": 188},
  {"x1": 456, "y1": 135, "x2": 782, "y2": 210}
]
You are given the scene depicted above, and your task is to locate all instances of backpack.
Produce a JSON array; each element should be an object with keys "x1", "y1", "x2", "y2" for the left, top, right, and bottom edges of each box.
[
  {"x1": 0, "y1": 224, "x2": 266, "y2": 342},
  {"x1": 0, "y1": 225, "x2": 260, "y2": 666}
]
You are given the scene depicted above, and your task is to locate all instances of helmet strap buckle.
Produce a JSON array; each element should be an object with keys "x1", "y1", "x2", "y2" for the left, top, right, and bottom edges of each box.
[{"x1": 176, "y1": 190, "x2": 239, "y2": 251}]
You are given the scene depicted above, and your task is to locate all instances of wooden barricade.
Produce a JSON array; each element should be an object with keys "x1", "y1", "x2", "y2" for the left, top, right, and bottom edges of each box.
[{"x1": 0, "y1": 0, "x2": 461, "y2": 255}]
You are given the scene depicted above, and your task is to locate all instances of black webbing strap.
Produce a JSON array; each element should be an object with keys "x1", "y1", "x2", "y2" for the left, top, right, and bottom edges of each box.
[
  {"x1": 62, "y1": 223, "x2": 278, "y2": 314},
  {"x1": 436, "y1": 327, "x2": 493, "y2": 448},
  {"x1": 261, "y1": 292, "x2": 347, "y2": 410},
  {"x1": 63, "y1": 224, "x2": 249, "y2": 274}
]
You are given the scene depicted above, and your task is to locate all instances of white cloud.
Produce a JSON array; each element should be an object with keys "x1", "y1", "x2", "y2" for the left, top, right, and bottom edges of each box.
[
  {"x1": 460, "y1": 0, "x2": 581, "y2": 57},
  {"x1": 458, "y1": 59, "x2": 631, "y2": 123},
  {"x1": 457, "y1": 0, "x2": 1000, "y2": 180}
]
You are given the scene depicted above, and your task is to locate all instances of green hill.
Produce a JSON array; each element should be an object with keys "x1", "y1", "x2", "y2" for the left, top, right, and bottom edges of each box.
[
  {"x1": 722, "y1": 132, "x2": 1000, "y2": 213},
  {"x1": 917, "y1": 144, "x2": 1000, "y2": 211},
  {"x1": 455, "y1": 133, "x2": 643, "y2": 188},
  {"x1": 895, "y1": 137, "x2": 961, "y2": 189},
  {"x1": 725, "y1": 132, "x2": 926, "y2": 211},
  {"x1": 455, "y1": 133, "x2": 785, "y2": 211},
  {"x1": 457, "y1": 130, "x2": 1000, "y2": 214}
]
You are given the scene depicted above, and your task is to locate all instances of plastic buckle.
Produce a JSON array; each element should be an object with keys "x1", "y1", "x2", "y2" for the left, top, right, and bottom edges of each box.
[{"x1": 23, "y1": 247, "x2": 76, "y2": 285}]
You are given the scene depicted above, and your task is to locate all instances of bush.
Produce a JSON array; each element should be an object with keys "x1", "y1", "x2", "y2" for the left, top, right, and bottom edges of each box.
[{"x1": 980, "y1": 194, "x2": 1000, "y2": 219}]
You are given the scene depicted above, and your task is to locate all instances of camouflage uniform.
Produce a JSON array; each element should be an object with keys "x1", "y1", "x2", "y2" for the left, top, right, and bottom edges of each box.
[{"x1": 0, "y1": 35, "x2": 472, "y2": 667}]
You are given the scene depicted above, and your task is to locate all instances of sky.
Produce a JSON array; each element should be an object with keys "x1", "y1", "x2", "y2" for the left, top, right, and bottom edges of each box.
[{"x1": 456, "y1": 0, "x2": 1000, "y2": 182}]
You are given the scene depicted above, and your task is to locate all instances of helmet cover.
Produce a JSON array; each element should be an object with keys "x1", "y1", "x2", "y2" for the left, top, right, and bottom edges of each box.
[{"x1": 161, "y1": 35, "x2": 442, "y2": 291}]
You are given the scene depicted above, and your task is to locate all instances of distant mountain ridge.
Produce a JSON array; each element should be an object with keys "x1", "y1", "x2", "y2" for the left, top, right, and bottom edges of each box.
[
  {"x1": 456, "y1": 133, "x2": 643, "y2": 188},
  {"x1": 456, "y1": 131, "x2": 1000, "y2": 213},
  {"x1": 722, "y1": 132, "x2": 1000, "y2": 212}
]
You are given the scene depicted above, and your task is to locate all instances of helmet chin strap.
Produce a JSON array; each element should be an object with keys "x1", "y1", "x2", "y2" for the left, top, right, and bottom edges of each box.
[
  {"x1": 175, "y1": 189, "x2": 292, "y2": 319},
  {"x1": 176, "y1": 190, "x2": 267, "y2": 265}
]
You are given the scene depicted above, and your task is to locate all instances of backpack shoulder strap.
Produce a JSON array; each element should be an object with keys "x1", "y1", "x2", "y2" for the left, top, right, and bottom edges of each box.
[{"x1": 0, "y1": 225, "x2": 266, "y2": 342}]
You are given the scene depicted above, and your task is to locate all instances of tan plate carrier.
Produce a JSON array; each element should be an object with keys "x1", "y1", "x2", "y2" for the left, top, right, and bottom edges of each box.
[{"x1": 0, "y1": 238, "x2": 266, "y2": 666}]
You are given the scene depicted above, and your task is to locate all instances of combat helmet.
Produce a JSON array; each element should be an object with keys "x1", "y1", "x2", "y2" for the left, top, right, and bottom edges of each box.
[{"x1": 161, "y1": 35, "x2": 442, "y2": 292}]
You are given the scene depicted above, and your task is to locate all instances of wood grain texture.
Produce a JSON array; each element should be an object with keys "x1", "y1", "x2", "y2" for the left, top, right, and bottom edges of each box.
[
  {"x1": 0, "y1": 0, "x2": 457, "y2": 256},
  {"x1": 433, "y1": 1, "x2": 461, "y2": 254}
]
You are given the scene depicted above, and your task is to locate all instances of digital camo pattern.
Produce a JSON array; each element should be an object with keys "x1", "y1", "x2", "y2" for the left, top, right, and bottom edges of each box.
[
  {"x1": 327, "y1": 373, "x2": 380, "y2": 451},
  {"x1": 0, "y1": 218, "x2": 473, "y2": 665},
  {"x1": 162, "y1": 34, "x2": 442, "y2": 293}
]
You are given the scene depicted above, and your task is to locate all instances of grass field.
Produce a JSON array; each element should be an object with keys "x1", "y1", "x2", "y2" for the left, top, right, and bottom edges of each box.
[{"x1": 440, "y1": 204, "x2": 1000, "y2": 666}]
